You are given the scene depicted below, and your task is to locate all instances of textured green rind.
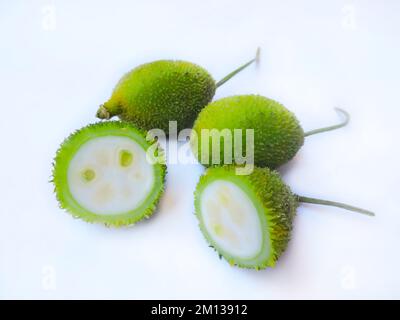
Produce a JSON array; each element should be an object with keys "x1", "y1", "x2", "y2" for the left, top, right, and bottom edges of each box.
[
  {"x1": 102, "y1": 60, "x2": 216, "y2": 133},
  {"x1": 194, "y1": 166, "x2": 298, "y2": 269},
  {"x1": 191, "y1": 95, "x2": 305, "y2": 169},
  {"x1": 52, "y1": 121, "x2": 166, "y2": 227}
]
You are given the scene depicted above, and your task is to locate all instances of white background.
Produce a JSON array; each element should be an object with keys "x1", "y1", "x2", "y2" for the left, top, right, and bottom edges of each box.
[{"x1": 1, "y1": 0, "x2": 399, "y2": 299}]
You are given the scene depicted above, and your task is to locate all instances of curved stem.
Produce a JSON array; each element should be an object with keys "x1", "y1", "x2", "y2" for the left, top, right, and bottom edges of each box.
[
  {"x1": 303, "y1": 108, "x2": 350, "y2": 137},
  {"x1": 216, "y1": 47, "x2": 260, "y2": 88},
  {"x1": 297, "y1": 195, "x2": 374, "y2": 216}
]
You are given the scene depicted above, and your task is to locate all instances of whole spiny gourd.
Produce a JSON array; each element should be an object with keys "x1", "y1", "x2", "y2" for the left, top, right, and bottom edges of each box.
[
  {"x1": 97, "y1": 50, "x2": 260, "y2": 133},
  {"x1": 191, "y1": 94, "x2": 349, "y2": 169}
]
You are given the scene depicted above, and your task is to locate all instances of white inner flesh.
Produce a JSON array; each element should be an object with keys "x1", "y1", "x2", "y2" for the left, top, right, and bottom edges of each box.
[
  {"x1": 68, "y1": 136, "x2": 154, "y2": 215},
  {"x1": 200, "y1": 180, "x2": 263, "y2": 259}
]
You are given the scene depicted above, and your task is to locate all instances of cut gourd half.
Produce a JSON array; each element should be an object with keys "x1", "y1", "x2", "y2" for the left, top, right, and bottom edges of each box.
[
  {"x1": 195, "y1": 167, "x2": 284, "y2": 269},
  {"x1": 195, "y1": 166, "x2": 373, "y2": 269},
  {"x1": 52, "y1": 121, "x2": 166, "y2": 226}
]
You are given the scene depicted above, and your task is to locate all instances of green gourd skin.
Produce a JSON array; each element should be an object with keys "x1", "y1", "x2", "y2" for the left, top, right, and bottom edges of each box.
[
  {"x1": 195, "y1": 166, "x2": 374, "y2": 269},
  {"x1": 97, "y1": 51, "x2": 259, "y2": 133},
  {"x1": 191, "y1": 95, "x2": 349, "y2": 169}
]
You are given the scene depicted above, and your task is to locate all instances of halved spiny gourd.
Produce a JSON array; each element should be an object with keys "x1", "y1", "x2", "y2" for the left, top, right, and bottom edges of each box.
[
  {"x1": 52, "y1": 121, "x2": 166, "y2": 227},
  {"x1": 194, "y1": 166, "x2": 374, "y2": 269}
]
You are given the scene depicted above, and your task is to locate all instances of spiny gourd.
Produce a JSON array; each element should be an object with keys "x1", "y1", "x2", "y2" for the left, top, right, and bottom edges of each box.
[
  {"x1": 52, "y1": 121, "x2": 166, "y2": 227},
  {"x1": 96, "y1": 49, "x2": 260, "y2": 133},
  {"x1": 194, "y1": 166, "x2": 373, "y2": 269},
  {"x1": 191, "y1": 94, "x2": 349, "y2": 169}
]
